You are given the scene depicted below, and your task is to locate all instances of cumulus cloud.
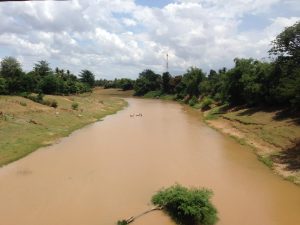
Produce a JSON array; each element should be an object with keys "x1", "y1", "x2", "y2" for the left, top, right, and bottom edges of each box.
[{"x1": 0, "y1": 0, "x2": 299, "y2": 78}]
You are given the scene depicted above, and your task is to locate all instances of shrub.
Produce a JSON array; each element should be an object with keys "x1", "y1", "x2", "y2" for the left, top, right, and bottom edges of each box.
[
  {"x1": 201, "y1": 97, "x2": 214, "y2": 111},
  {"x1": 40, "y1": 99, "x2": 58, "y2": 108},
  {"x1": 188, "y1": 96, "x2": 198, "y2": 106},
  {"x1": 25, "y1": 93, "x2": 43, "y2": 104},
  {"x1": 48, "y1": 99, "x2": 58, "y2": 108},
  {"x1": 37, "y1": 93, "x2": 44, "y2": 102},
  {"x1": 43, "y1": 99, "x2": 57, "y2": 108},
  {"x1": 144, "y1": 90, "x2": 162, "y2": 98},
  {"x1": 24, "y1": 94, "x2": 58, "y2": 108},
  {"x1": 19, "y1": 101, "x2": 27, "y2": 106},
  {"x1": 152, "y1": 184, "x2": 218, "y2": 225},
  {"x1": 72, "y1": 102, "x2": 79, "y2": 110}
]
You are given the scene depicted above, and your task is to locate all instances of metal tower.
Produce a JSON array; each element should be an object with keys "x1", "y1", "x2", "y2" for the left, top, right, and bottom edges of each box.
[{"x1": 166, "y1": 53, "x2": 169, "y2": 72}]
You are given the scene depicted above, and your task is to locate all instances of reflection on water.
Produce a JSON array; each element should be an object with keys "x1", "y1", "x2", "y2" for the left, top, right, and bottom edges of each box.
[{"x1": 0, "y1": 98, "x2": 300, "y2": 225}]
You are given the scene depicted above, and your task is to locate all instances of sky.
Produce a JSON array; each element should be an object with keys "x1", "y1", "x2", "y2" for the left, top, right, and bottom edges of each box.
[{"x1": 0, "y1": 0, "x2": 299, "y2": 79}]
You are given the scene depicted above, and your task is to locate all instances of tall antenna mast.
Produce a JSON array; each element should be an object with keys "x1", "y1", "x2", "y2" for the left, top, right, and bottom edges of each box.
[{"x1": 166, "y1": 53, "x2": 169, "y2": 72}]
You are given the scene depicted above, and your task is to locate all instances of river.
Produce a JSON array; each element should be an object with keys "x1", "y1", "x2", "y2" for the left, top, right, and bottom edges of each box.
[{"x1": 0, "y1": 98, "x2": 300, "y2": 225}]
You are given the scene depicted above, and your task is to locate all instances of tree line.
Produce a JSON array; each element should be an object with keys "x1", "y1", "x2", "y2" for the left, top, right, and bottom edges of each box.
[
  {"x1": 95, "y1": 78, "x2": 135, "y2": 91},
  {"x1": 0, "y1": 21, "x2": 299, "y2": 110},
  {"x1": 0, "y1": 59, "x2": 96, "y2": 95},
  {"x1": 133, "y1": 21, "x2": 300, "y2": 110}
]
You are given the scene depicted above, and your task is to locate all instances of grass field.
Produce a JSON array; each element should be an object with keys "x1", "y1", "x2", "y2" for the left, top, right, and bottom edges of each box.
[{"x1": 0, "y1": 88, "x2": 128, "y2": 167}]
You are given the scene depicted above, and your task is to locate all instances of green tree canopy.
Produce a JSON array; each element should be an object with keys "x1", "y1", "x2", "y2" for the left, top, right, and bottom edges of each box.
[
  {"x1": 0, "y1": 56, "x2": 22, "y2": 79},
  {"x1": 0, "y1": 77, "x2": 7, "y2": 94},
  {"x1": 269, "y1": 20, "x2": 300, "y2": 64},
  {"x1": 162, "y1": 72, "x2": 172, "y2": 94},
  {"x1": 134, "y1": 69, "x2": 161, "y2": 96},
  {"x1": 34, "y1": 60, "x2": 52, "y2": 77},
  {"x1": 182, "y1": 67, "x2": 205, "y2": 97},
  {"x1": 79, "y1": 69, "x2": 95, "y2": 87}
]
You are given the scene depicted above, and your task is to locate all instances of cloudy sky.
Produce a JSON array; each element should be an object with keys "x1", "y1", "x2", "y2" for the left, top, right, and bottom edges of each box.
[{"x1": 0, "y1": 0, "x2": 299, "y2": 79}]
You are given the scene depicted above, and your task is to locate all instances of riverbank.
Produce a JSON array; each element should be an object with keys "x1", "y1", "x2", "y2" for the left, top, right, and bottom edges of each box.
[
  {"x1": 140, "y1": 91, "x2": 300, "y2": 185},
  {"x1": 0, "y1": 88, "x2": 127, "y2": 167},
  {"x1": 204, "y1": 106, "x2": 300, "y2": 184}
]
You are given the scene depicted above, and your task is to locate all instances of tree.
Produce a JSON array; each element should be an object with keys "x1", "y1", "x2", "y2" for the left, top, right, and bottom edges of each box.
[
  {"x1": 170, "y1": 75, "x2": 183, "y2": 95},
  {"x1": 79, "y1": 70, "x2": 95, "y2": 87},
  {"x1": 118, "y1": 78, "x2": 134, "y2": 91},
  {"x1": 269, "y1": 21, "x2": 300, "y2": 64},
  {"x1": 162, "y1": 72, "x2": 171, "y2": 93},
  {"x1": 0, "y1": 57, "x2": 25, "y2": 93},
  {"x1": 134, "y1": 69, "x2": 161, "y2": 96},
  {"x1": 0, "y1": 77, "x2": 7, "y2": 94},
  {"x1": 268, "y1": 21, "x2": 300, "y2": 108},
  {"x1": 222, "y1": 58, "x2": 253, "y2": 105},
  {"x1": 182, "y1": 67, "x2": 205, "y2": 97},
  {"x1": 34, "y1": 60, "x2": 52, "y2": 77},
  {"x1": 39, "y1": 75, "x2": 59, "y2": 94},
  {"x1": 19, "y1": 72, "x2": 39, "y2": 93},
  {"x1": 0, "y1": 56, "x2": 23, "y2": 79}
]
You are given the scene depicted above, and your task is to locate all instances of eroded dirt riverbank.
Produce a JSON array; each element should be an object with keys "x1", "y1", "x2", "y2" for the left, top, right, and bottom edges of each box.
[{"x1": 0, "y1": 98, "x2": 300, "y2": 225}]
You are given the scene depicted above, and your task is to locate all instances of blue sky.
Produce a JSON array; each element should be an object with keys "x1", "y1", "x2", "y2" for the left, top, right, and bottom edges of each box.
[{"x1": 0, "y1": 0, "x2": 299, "y2": 79}]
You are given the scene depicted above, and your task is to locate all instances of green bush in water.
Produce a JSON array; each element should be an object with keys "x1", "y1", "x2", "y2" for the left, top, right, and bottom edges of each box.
[
  {"x1": 151, "y1": 184, "x2": 218, "y2": 225},
  {"x1": 117, "y1": 220, "x2": 128, "y2": 225}
]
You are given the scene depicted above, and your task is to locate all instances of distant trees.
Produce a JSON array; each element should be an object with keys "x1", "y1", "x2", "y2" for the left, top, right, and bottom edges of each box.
[
  {"x1": 0, "y1": 77, "x2": 7, "y2": 94},
  {"x1": 0, "y1": 58, "x2": 92, "y2": 96},
  {"x1": 79, "y1": 70, "x2": 95, "y2": 87},
  {"x1": 162, "y1": 72, "x2": 171, "y2": 93},
  {"x1": 118, "y1": 78, "x2": 134, "y2": 90},
  {"x1": 95, "y1": 78, "x2": 135, "y2": 91},
  {"x1": 0, "y1": 56, "x2": 25, "y2": 93},
  {"x1": 132, "y1": 21, "x2": 300, "y2": 110},
  {"x1": 0, "y1": 56, "x2": 22, "y2": 79},
  {"x1": 34, "y1": 60, "x2": 52, "y2": 77},
  {"x1": 134, "y1": 69, "x2": 161, "y2": 96},
  {"x1": 182, "y1": 67, "x2": 205, "y2": 97},
  {"x1": 1, "y1": 21, "x2": 299, "y2": 110}
]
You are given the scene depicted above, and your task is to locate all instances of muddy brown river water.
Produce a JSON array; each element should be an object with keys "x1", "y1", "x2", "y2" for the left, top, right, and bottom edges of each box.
[{"x1": 0, "y1": 98, "x2": 300, "y2": 225}]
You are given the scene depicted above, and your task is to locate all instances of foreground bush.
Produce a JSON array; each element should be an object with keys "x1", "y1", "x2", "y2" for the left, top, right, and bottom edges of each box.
[
  {"x1": 152, "y1": 184, "x2": 218, "y2": 225},
  {"x1": 200, "y1": 97, "x2": 214, "y2": 111},
  {"x1": 23, "y1": 93, "x2": 58, "y2": 108},
  {"x1": 144, "y1": 90, "x2": 162, "y2": 98},
  {"x1": 71, "y1": 102, "x2": 79, "y2": 110}
]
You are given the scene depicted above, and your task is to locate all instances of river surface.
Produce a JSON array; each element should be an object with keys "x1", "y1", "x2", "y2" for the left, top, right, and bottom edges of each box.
[{"x1": 0, "y1": 98, "x2": 300, "y2": 225}]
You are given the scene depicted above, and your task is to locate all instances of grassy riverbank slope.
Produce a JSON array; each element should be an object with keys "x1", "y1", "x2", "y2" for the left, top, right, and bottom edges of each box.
[
  {"x1": 204, "y1": 106, "x2": 300, "y2": 184},
  {"x1": 0, "y1": 88, "x2": 127, "y2": 167}
]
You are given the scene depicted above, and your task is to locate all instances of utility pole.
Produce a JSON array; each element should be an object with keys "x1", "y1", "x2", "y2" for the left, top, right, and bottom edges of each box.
[{"x1": 166, "y1": 53, "x2": 169, "y2": 72}]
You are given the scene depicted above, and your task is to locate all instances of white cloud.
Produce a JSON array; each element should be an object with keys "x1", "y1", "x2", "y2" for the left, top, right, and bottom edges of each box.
[{"x1": 0, "y1": 0, "x2": 299, "y2": 78}]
